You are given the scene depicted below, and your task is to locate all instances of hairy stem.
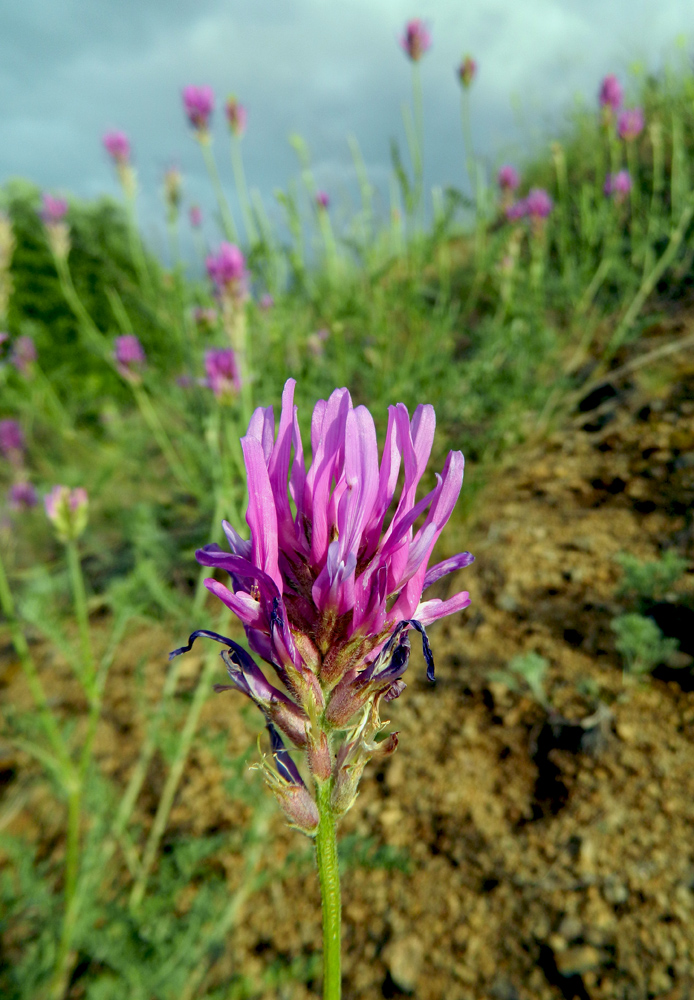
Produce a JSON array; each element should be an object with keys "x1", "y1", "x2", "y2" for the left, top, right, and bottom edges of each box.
[{"x1": 315, "y1": 780, "x2": 342, "y2": 1000}]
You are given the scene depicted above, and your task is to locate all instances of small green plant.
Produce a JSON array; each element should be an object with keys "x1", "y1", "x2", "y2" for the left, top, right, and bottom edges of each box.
[
  {"x1": 488, "y1": 652, "x2": 550, "y2": 707},
  {"x1": 615, "y1": 550, "x2": 688, "y2": 603},
  {"x1": 610, "y1": 613, "x2": 678, "y2": 675}
]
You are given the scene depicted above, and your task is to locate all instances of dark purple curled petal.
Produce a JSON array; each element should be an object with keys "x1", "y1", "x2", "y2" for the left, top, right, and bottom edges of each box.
[
  {"x1": 405, "y1": 619, "x2": 436, "y2": 682},
  {"x1": 267, "y1": 724, "x2": 305, "y2": 786},
  {"x1": 423, "y1": 552, "x2": 475, "y2": 589},
  {"x1": 168, "y1": 628, "x2": 240, "y2": 661}
]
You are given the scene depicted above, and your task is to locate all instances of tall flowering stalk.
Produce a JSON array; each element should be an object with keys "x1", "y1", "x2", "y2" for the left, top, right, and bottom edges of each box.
[
  {"x1": 184, "y1": 85, "x2": 239, "y2": 242},
  {"x1": 171, "y1": 379, "x2": 473, "y2": 999},
  {"x1": 102, "y1": 131, "x2": 153, "y2": 296},
  {"x1": 226, "y1": 95, "x2": 257, "y2": 245},
  {"x1": 206, "y1": 242, "x2": 251, "y2": 417},
  {"x1": 399, "y1": 19, "x2": 431, "y2": 231}
]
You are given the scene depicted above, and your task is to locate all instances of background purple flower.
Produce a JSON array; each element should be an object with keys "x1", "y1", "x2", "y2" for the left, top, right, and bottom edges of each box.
[
  {"x1": 315, "y1": 191, "x2": 330, "y2": 210},
  {"x1": 400, "y1": 19, "x2": 431, "y2": 62},
  {"x1": 259, "y1": 293, "x2": 274, "y2": 311},
  {"x1": 225, "y1": 96, "x2": 247, "y2": 137},
  {"x1": 204, "y1": 347, "x2": 241, "y2": 399},
  {"x1": 0, "y1": 419, "x2": 24, "y2": 458},
  {"x1": 114, "y1": 334, "x2": 146, "y2": 378},
  {"x1": 497, "y1": 165, "x2": 520, "y2": 191},
  {"x1": 605, "y1": 169, "x2": 632, "y2": 199},
  {"x1": 183, "y1": 85, "x2": 215, "y2": 131},
  {"x1": 11, "y1": 336, "x2": 36, "y2": 375},
  {"x1": 599, "y1": 74, "x2": 623, "y2": 112},
  {"x1": 457, "y1": 55, "x2": 477, "y2": 89},
  {"x1": 618, "y1": 107, "x2": 645, "y2": 141},
  {"x1": 506, "y1": 199, "x2": 527, "y2": 222},
  {"x1": 41, "y1": 194, "x2": 68, "y2": 225},
  {"x1": 524, "y1": 188, "x2": 553, "y2": 219},
  {"x1": 103, "y1": 130, "x2": 130, "y2": 164},
  {"x1": 189, "y1": 205, "x2": 202, "y2": 228},
  {"x1": 206, "y1": 243, "x2": 248, "y2": 299},
  {"x1": 8, "y1": 482, "x2": 37, "y2": 511}
]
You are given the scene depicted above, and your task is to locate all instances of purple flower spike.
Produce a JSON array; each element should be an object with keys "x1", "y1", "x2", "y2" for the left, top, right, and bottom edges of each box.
[
  {"x1": 524, "y1": 188, "x2": 553, "y2": 219},
  {"x1": 457, "y1": 55, "x2": 477, "y2": 89},
  {"x1": 618, "y1": 107, "x2": 645, "y2": 142},
  {"x1": 497, "y1": 165, "x2": 520, "y2": 192},
  {"x1": 11, "y1": 336, "x2": 36, "y2": 376},
  {"x1": 172, "y1": 380, "x2": 472, "y2": 828},
  {"x1": 183, "y1": 85, "x2": 215, "y2": 132},
  {"x1": 8, "y1": 482, "x2": 37, "y2": 511},
  {"x1": 204, "y1": 347, "x2": 241, "y2": 401},
  {"x1": 189, "y1": 205, "x2": 202, "y2": 228},
  {"x1": 225, "y1": 96, "x2": 247, "y2": 137},
  {"x1": 315, "y1": 191, "x2": 330, "y2": 210},
  {"x1": 599, "y1": 74, "x2": 623, "y2": 113},
  {"x1": 0, "y1": 419, "x2": 24, "y2": 459},
  {"x1": 41, "y1": 195, "x2": 68, "y2": 225},
  {"x1": 103, "y1": 130, "x2": 130, "y2": 164},
  {"x1": 400, "y1": 19, "x2": 431, "y2": 62},
  {"x1": 114, "y1": 334, "x2": 146, "y2": 380},
  {"x1": 206, "y1": 242, "x2": 248, "y2": 301},
  {"x1": 605, "y1": 169, "x2": 632, "y2": 202}
]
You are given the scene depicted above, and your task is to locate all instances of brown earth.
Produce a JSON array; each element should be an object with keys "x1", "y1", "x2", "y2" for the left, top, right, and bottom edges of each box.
[{"x1": 2, "y1": 335, "x2": 694, "y2": 999}]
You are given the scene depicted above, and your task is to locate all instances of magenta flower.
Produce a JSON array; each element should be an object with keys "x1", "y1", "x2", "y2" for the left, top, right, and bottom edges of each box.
[
  {"x1": 400, "y1": 19, "x2": 431, "y2": 62},
  {"x1": 605, "y1": 170, "x2": 632, "y2": 201},
  {"x1": 204, "y1": 347, "x2": 241, "y2": 400},
  {"x1": 0, "y1": 419, "x2": 24, "y2": 459},
  {"x1": 497, "y1": 165, "x2": 520, "y2": 192},
  {"x1": 103, "y1": 130, "x2": 131, "y2": 164},
  {"x1": 171, "y1": 380, "x2": 473, "y2": 829},
  {"x1": 315, "y1": 191, "x2": 330, "y2": 210},
  {"x1": 40, "y1": 194, "x2": 68, "y2": 225},
  {"x1": 225, "y1": 96, "x2": 247, "y2": 137},
  {"x1": 114, "y1": 335, "x2": 146, "y2": 380},
  {"x1": 259, "y1": 293, "x2": 274, "y2": 311},
  {"x1": 506, "y1": 199, "x2": 527, "y2": 222},
  {"x1": 524, "y1": 188, "x2": 553, "y2": 219},
  {"x1": 189, "y1": 205, "x2": 202, "y2": 228},
  {"x1": 457, "y1": 55, "x2": 477, "y2": 89},
  {"x1": 618, "y1": 107, "x2": 644, "y2": 142},
  {"x1": 206, "y1": 243, "x2": 248, "y2": 301},
  {"x1": 183, "y1": 85, "x2": 215, "y2": 132},
  {"x1": 8, "y1": 482, "x2": 38, "y2": 511},
  {"x1": 599, "y1": 74, "x2": 623, "y2": 113},
  {"x1": 45, "y1": 486, "x2": 88, "y2": 542},
  {"x1": 11, "y1": 336, "x2": 36, "y2": 375}
]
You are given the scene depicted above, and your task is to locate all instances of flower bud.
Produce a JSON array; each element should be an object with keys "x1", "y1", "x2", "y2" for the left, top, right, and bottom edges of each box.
[
  {"x1": 44, "y1": 486, "x2": 88, "y2": 542},
  {"x1": 273, "y1": 782, "x2": 319, "y2": 834}
]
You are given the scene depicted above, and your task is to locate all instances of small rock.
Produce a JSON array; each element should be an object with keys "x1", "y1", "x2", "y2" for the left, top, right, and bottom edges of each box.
[
  {"x1": 555, "y1": 945, "x2": 605, "y2": 976},
  {"x1": 384, "y1": 935, "x2": 423, "y2": 993}
]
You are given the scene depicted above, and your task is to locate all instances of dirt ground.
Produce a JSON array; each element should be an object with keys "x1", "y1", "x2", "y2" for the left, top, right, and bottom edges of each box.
[{"x1": 3, "y1": 332, "x2": 694, "y2": 999}]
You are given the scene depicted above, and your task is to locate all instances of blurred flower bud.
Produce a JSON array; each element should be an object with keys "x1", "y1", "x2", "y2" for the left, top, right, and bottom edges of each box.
[
  {"x1": 315, "y1": 190, "x2": 330, "y2": 210},
  {"x1": 189, "y1": 204, "x2": 202, "y2": 228},
  {"x1": 618, "y1": 107, "x2": 645, "y2": 142},
  {"x1": 605, "y1": 169, "x2": 632, "y2": 204},
  {"x1": 114, "y1": 334, "x2": 146, "y2": 382},
  {"x1": 206, "y1": 243, "x2": 248, "y2": 304},
  {"x1": 8, "y1": 481, "x2": 38, "y2": 511},
  {"x1": 204, "y1": 347, "x2": 241, "y2": 402},
  {"x1": 0, "y1": 419, "x2": 24, "y2": 464},
  {"x1": 259, "y1": 293, "x2": 274, "y2": 311},
  {"x1": 183, "y1": 85, "x2": 214, "y2": 136},
  {"x1": 457, "y1": 55, "x2": 477, "y2": 89},
  {"x1": 45, "y1": 485, "x2": 89, "y2": 542},
  {"x1": 163, "y1": 167, "x2": 183, "y2": 216},
  {"x1": 103, "y1": 130, "x2": 131, "y2": 165},
  {"x1": 400, "y1": 19, "x2": 431, "y2": 62},
  {"x1": 225, "y1": 96, "x2": 247, "y2": 138},
  {"x1": 11, "y1": 336, "x2": 36, "y2": 377}
]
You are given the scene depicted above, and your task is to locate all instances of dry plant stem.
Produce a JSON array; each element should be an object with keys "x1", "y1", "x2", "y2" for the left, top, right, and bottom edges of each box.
[
  {"x1": 129, "y1": 622, "x2": 228, "y2": 909},
  {"x1": 316, "y1": 779, "x2": 342, "y2": 1000},
  {"x1": 200, "y1": 139, "x2": 238, "y2": 243}
]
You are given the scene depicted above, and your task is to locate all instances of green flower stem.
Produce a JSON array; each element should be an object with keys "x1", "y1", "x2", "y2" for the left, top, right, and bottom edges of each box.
[
  {"x1": 49, "y1": 786, "x2": 81, "y2": 1000},
  {"x1": 123, "y1": 189, "x2": 155, "y2": 300},
  {"x1": 66, "y1": 540, "x2": 96, "y2": 698},
  {"x1": 315, "y1": 780, "x2": 342, "y2": 1000},
  {"x1": 411, "y1": 63, "x2": 424, "y2": 228},
  {"x1": 128, "y1": 621, "x2": 228, "y2": 909},
  {"x1": 200, "y1": 139, "x2": 238, "y2": 243},
  {"x1": 230, "y1": 137, "x2": 258, "y2": 245},
  {"x1": 131, "y1": 383, "x2": 194, "y2": 493}
]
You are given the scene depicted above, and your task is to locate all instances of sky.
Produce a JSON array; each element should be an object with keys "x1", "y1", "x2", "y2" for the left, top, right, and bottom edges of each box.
[{"x1": 1, "y1": 0, "x2": 692, "y2": 259}]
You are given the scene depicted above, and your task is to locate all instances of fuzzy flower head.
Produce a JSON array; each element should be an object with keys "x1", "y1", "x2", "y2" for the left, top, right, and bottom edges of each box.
[
  {"x1": 44, "y1": 486, "x2": 88, "y2": 543},
  {"x1": 315, "y1": 191, "x2": 330, "y2": 211},
  {"x1": 8, "y1": 482, "x2": 38, "y2": 511},
  {"x1": 40, "y1": 194, "x2": 68, "y2": 226},
  {"x1": 259, "y1": 293, "x2": 274, "y2": 311},
  {"x1": 171, "y1": 380, "x2": 473, "y2": 830},
  {"x1": 11, "y1": 336, "x2": 36, "y2": 376},
  {"x1": 114, "y1": 335, "x2": 146, "y2": 381},
  {"x1": 189, "y1": 204, "x2": 202, "y2": 228},
  {"x1": 497, "y1": 165, "x2": 520, "y2": 192},
  {"x1": 618, "y1": 107, "x2": 645, "y2": 142},
  {"x1": 225, "y1": 96, "x2": 247, "y2": 137},
  {"x1": 103, "y1": 130, "x2": 130, "y2": 164},
  {"x1": 183, "y1": 85, "x2": 215, "y2": 134},
  {"x1": 206, "y1": 243, "x2": 248, "y2": 303},
  {"x1": 400, "y1": 19, "x2": 431, "y2": 62},
  {"x1": 0, "y1": 419, "x2": 24, "y2": 462},
  {"x1": 525, "y1": 188, "x2": 553, "y2": 220},
  {"x1": 605, "y1": 169, "x2": 632, "y2": 203},
  {"x1": 506, "y1": 199, "x2": 527, "y2": 222},
  {"x1": 204, "y1": 347, "x2": 241, "y2": 402},
  {"x1": 599, "y1": 74, "x2": 623, "y2": 117},
  {"x1": 457, "y1": 55, "x2": 477, "y2": 89}
]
